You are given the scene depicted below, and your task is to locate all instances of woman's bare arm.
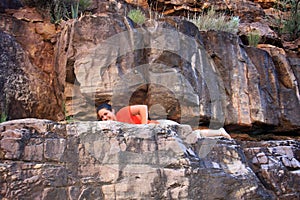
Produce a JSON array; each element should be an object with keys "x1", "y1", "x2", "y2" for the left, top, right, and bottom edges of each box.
[{"x1": 129, "y1": 105, "x2": 148, "y2": 124}]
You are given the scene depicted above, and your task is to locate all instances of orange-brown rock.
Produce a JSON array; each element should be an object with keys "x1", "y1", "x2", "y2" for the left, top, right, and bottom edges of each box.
[
  {"x1": 57, "y1": 13, "x2": 300, "y2": 133},
  {"x1": 12, "y1": 7, "x2": 43, "y2": 22},
  {"x1": 0, "y1": 8, "x2": 64, "y2": 121},
  {"x1": 125, "y1": 0, "x2": 149, "y2": 9}
]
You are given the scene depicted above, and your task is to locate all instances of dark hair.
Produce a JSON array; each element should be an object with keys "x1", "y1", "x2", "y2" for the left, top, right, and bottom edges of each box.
[
  {"x1": 96, "y1": 103, "x2": 112, "y2": 113},
  {"x1": 96, "y1": 103, "x2": 112, "y2": 121}
]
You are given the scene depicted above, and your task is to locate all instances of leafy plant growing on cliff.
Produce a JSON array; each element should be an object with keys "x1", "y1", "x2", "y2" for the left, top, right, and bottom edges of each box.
[
  {"x1": 268, "y1": 0, "x2": 300, "y2": 39},
  {"x1": 57, "y1": 0, "x2": 91, "y2": 22},
  {"x1": 247, "y1": 30, "x2": 261, "y2": 47},
  {"x1": 282, "y1": 0, "x2": 300, "y2": 39},
  {"x1": 0, "y1": 112, "x2": 7, "y2": 123},
  {"x1": 189, "y1": 7, "x2": 240, "y2": 34},
  {"x1": 22, "y1": 0, "x2": 92, "y2": 24},
  {"x1": 71, "y1": 1, "x2": 79, "y2": 19},
  {"x1": 62, "y1": 102, "x2": 72, "y2": 123},
  {"x1": 128, "y1": 9, "x2": 146, "y2": 25}
]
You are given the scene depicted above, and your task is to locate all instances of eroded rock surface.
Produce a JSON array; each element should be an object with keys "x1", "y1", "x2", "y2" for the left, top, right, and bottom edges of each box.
[
  {"x1": 1, "y1": 119, "x2": 299, "y2": 199},
  {"x1": 0, "y1": 30, "x2": 64, "y2": 121},
  {"x1": 0, "y1": 8, "x2": 64, "y2": 121},
  {"x1": 59, "y1": 14, "x2": 300, "y2": 133},
  {"x1": 241, "y1": 140, "x2": 300, "y2": 199}
]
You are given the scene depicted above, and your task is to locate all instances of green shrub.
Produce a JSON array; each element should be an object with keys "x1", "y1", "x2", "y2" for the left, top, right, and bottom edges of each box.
[
  {"x1": 54, "y1": 0, "x2": 91, "y2": 22},
  {"x1": 71, "y1": 1, "x2": 79, "y2": 19},
  {"x1": 247, "y1": 30, "x2": 261, "y2": 47},
  {"x1": 0, "y1": 112, "x2": 7, "y2": 123},
  {"x1": 65, "y1": 116, "x2": 75, "y2": 123},
  {"x1": 128, "y1": 9, "x2": 146, "y2": 25},
  {"x1": 21, "y1": 0, "x2": 91, "y2": 24},
  {"x1": 268, "y1": 0, "x2": 300, "y2": 39},
  {"x1": 189, "y1": 7, "x2": 240, "y2": 34},
  {"x1": 282, "y1": 0, "x2": 300, "y2": 39}
]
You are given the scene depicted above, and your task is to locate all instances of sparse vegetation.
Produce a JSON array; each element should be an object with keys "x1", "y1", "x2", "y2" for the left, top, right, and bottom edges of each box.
[
  {"x1": 0, "y1": 112, "x2": 7, "y2": 123},
  {"x1": 51, "y1": 0, "x2": 91, "y2": 23},
  {"x1": 71, "y1": 1, "x2": 79, "y2": 19},
  {"x1": 189, "y1": 7, "x2": 240, "y2": 34},
  {"x1": 268, "y1": 0, "x2": 300, "y2": 39},
  {"x1": 65, "y1": 116, "x2": 75, "y2": 123},
  {"x1": 247, "y1": 30, "x2": 261, "y2": 47},
  {"x1": 63, "y1": 102, "x2": 75, "y2": 123},
  {"x1": 128, "y1": 9, "x2": 146, "y2": 25},
  {"x1": 282, "y1": 0, "x2": 300, "y2": 39},
  {"x1": 21, "y1": 0, "x2": 92, "y2": 24}
]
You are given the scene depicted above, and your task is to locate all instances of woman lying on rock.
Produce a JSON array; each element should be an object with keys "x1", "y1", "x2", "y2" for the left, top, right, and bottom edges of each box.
[{"x1": 96, "y1": 103, "x2": 231, "y2": 139}]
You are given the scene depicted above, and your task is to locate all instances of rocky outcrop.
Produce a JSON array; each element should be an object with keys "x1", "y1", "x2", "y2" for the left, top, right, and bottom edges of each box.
[
  {"x1": 2, "y1": 119, "x2": 299, "y2": 199},
  {"x1": 241, "y1": 140, "x2": 300, "y2": 199},
  {"x1": 59, "y1": 14, "x2": 300, "y2": 133},
  {"x1": 0, "y1": 8, "x2": 64, "y2": 121},
  {"x1": 60, "y1": 15, "x2": 220, "y2": 127},
  {"x1": 200, "y1": 31, "x2": 300, "y2": 132},
  {"x1": 0, "y1": 1, "x2": 299, "y2": 133}
]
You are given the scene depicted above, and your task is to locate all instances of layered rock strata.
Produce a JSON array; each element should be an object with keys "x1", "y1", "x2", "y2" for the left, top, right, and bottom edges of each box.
[{"x1": 1, "y1": 119, "x2": 299, "y2": 199}]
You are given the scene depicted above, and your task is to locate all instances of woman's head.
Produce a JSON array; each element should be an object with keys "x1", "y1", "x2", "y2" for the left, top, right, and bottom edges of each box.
[{"x1": 97, "y1": 103, "x2": 117, "y2": 121}]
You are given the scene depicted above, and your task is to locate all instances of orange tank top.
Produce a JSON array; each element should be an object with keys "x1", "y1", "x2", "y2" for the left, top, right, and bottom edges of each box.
[{"x1": 116, "y1": 106, "x2": 142, "y2": 124}]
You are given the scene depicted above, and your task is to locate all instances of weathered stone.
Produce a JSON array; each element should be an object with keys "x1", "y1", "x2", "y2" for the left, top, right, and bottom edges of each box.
[
  {"x1": 0, "y1": 11, "x2": 64, "y2": 121},
  {"x1": 3, "y1": 119, "x2": 298, "y2": 199},
  {"x1": 23, "y1": 138, "x2": 44, "y2": 161},
  {"x1": 149, "y1": 0, "x2": 264, "y2": 22},
  {"x1": 252, "y1": 152, "x2": 268, "y2": 164},
  {"x1": 256, "y1": 44, "x2": 300, "y2": 130},
  {"x1": 200, "y1": 30, "x2": 300, "y2": 132},
  {"x1": 44, "y1": 138, "x2": 66, "y2": 161},
  {"x1": 59, "y1": 15, "x2": 214, "y2": 126},
  {"x1": 200, "y1": 31, "x2": 279, "y2": 129},
  {"x1": 12, "y1": 7, "x2": 43, "y2": 22},
  {"x1": 239, "y1": 22, "x2": 282, "y2": 47},
  {"x1": 35, "y1": 22, "x2": 56, "y2": 41},
  {"x1": 125, "y1": 0, "x2": 148, "y2": 9},
  {"x1": 241, "y1": 140, "x2": 300, "y2": 198},
  {"x1": 42, "y1": 187, "x2": 68, "y2": 200},
  {"x1": 57, "y1": 13, "x2": 300, "y2": 132}
]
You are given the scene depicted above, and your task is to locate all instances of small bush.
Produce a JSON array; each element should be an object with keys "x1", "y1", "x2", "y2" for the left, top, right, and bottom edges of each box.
[
  {"x1": 189, "y1": 7, "x2": 240, "y2": 34},
  {"x1": 0, "y1": 112, "x2": 7, "y2": 123},
  {"x1": 282, "y1": 0, "x2": 300, "y2": 39},
  {"x1": 55, "y1": 0, "x2": 91, "y2": 22},
  {"x1": 247, "y1": 30, "x2": 261, "y2": 47},
  {"x1": 22, "y1": 0, "x2": 91, "y2": 24},
  {"x1": 268, "y1": 0, "x2": 300, "y2": 39},
  {"x1": 128, "y1": 9, "x2": 146, "y2": 25}
]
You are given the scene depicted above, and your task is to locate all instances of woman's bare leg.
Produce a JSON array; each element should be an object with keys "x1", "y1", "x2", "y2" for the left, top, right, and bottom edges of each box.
[{"x1": 199, "y1": 128, "x2": 231, "y2": 139}]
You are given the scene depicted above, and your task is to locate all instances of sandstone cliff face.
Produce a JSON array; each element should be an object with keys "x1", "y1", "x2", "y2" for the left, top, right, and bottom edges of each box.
[
  {"x1": 59, "y1": 14, "x2": 300, "y2": 133},
  {"x1": 0, "y1": 8, "x2": 64, "y2": 121},
  {"x1": 0, "y1": 1, "x2": 299, "y2": 133},
  {"x1": 200, "y1": 31, "x2": 300, "y2": 131},
  {"x1": 1, "y1": 119, "x2": 299, "y2": 199},
  {"x1": 0, "y1": 1, "x2": 300, "y2": 199}
]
